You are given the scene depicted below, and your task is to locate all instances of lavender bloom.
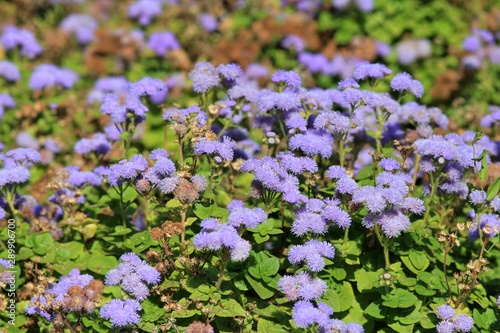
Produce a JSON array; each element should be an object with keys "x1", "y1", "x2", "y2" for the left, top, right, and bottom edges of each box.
[
  {"x1": 74, "y1": 133, "x2": 111, "y2": 155},
  {"x1": 401, "y1": 197, "x2": 425, "y2": 214},
  {"x1": 106, "y1": 155, "x2": 149, "y2": 187},
  {"x1": 193, "y1": 136, "x2": 236, "y2": 162},
  {"x1": 189, "y1": 61, "x2": 220, "y2": 93},
  {"x1": 469, "y1": 190, "x2": 487, "y2": 205},
  {"x1": 0, "y1": 61, "x2": 21, "y2": 82},
  {"x1": 163, "y1": 105, "x2": 208, "y2": 126},
  {"x1": 193, "y1": 218, "x2": 252, "y2": 261},
  {"x1": 463, "y1": 35, "x2": 481, "y2": 52},
  {"x1": 338, "y1": 77, "x2": 360, "y2": 90},
  {"x1": 480, "y1": 106, "x2": 500, "y2": 128},
  {"x1": 1, "y1": 25, "x2": 42, "y2": 59},
  {"x1": 60, "y1": 14, "x2": 97, "y2": 44},
  {"x1": 277, "y1": 152, "x2": 318, "y2": 174},
  {"x1": 199, "y1": 13, "x2": 218, "y2": 32},
  {"x1": 0, "y1": 167, "x2": 31, "y2": 187},
  {"x1": 100, "y1": 299, "x2": 142, "y2": 327},
  {"x1": 292, "y1": 300, "x2": 331, "y2": 328},
  {"x1": 353, "y1": 63, "x2": 392, "y2": 81},
  {"x1": 326, "y1": 165, "x2": 347, "y2": 180},
  {"x1": 0, "y1": 93, "x2": 16, "y2": 119},
  {"x1": 288, "y1": 239, "x2": 335, "y2": 272},
  {"x1": 396, "y1": 39, "x2": 431, "y2": 65},
  {"x1": 29, "y1": 64, "x2": 79, "y2": 90},
  {"x1": 147, "y1": 31, "x2": 180, "y2": 56},
  {"x1": 379, "y1": 158, "x2": 400, "y2": 171},
  {"x1": 468, "y1": 213, "x2": 500, "y2": 241},
  {"x1": 128, "y1": 0, "x2": 162, "y2": 26},
  {"x1": 491, "y1": 197, "x2": 500, "y2": 212},
  {"x1": 390, "y1": 72, "x2": 424, "y2": 98},
  {"x1": 436, "y1": 305, "x2": 455, "y2": 320},
  {"x1": 66, "y1": 166, "x2": 102, "y2": 187},
  {"x1": 281, "y1": 34, "x2": 305, "y2": 52},
  {"x1": 376, "y1": 209, "x2": 411, "y2": 237},
  {"x1": 314, "y1": 110, "x2": 351, "y2": 134},
  {"x1": 5, "y1": 148, "x2": 41, "y2": 166},
  {"x1": 271, "y1": 70, "x2": 302, "y2": 90},
  {"x1": 105, "y1": 253, "x2": 160, "y2": 301},
  {"x1": 414, "y1": 135, "x2": 475, "y2": 170},
  {"x1": 453, "y1": 315, "x2": 474, "y2": 332},
  {"x1": 227, "y1": 200, "x2": 267, "y2": 228},
  {"x1": 278, "y1": 272, "x2": 327, "y2": 301},
  {"x1": 289, "y1": 130, "x2": 333, "y2": 158},
  {"x1": 87, "y1": 77, "x2": 129, "y2": 104}
]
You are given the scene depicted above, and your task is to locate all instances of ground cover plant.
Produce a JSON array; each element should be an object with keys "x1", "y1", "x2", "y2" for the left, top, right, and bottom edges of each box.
[{"x1": 1, "y1": 0, "x2": 500, "y2": 332}]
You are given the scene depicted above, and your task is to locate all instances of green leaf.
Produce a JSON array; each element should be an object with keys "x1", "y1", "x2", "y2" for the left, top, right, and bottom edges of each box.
[
  {"x1": 321, "y1": 282, "x2": 354, "y2": 313},
  {"x1": 87, "y1": 255, "x2": 118, "y2": 275},
  {"x1": 487, "y1": 178, "x2": 500, "y2": 201},
  {"x1": 33, "y1": 233, "x2": 54, "y2": 250},
  {"x1": 122, "y1": 186, "x2": 138, "y2": 202},
  {"x1": 216, "y1": 299, "x2": 246, "y2": 317},
  {"x1": 257, "y1": 319, "x2": 288, "y2": 333},
  {"x1": 109, "y1": 226, "x2": 133, "y2": 236},
  {"x1": 194, "y1": 203, "x2": 228, "y2": 220},
  {"x1": 260, "y1": 257, "x2": 279, "y2": 277},
  {"x1": 408, "y1": 250, "x2": 430, "y2": 271},
  {"x1": 18, "y1": 247, "x2": 34, "y2": 260},
  {"x1": 479, "y1": 153, "x2": 489, "y2": 181},
  {"x1": 245, "y1": 274, "x2": 274, "y2": 299},
  {"x1": 388, "y1": 321, "x2": 414, "y2": 332},
  {"x1": 473, "y1": 308, "x2": 497, "y2": 329},
  {"x1": 354, "y1": 269, "x2": 381, "y2": 293},
  {"x1": 365, "y1": 300, "x2": 386, "y2": 319},
  {"x1": 141, "y1": 299, "x2": 166, "y2": 322},
  {"x1": 382, "y1": 289, "x2": 418, "y2": 308},
  {"x1": 415, "y1": 283, "x2": 436, "y2": 296},
  {"x1": 397, "y1": 302, "x2": 422, "y2": 325},
  {"x1": 253, "y1": 233, "x2": 270, "y2": 244}
]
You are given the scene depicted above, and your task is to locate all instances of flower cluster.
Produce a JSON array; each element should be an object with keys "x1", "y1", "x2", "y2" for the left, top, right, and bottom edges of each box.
[
  {"x1": 435, "y1": 305, "x2": 474, "y2": 333},
  {"x1": 193, "y1": 201, "x2": 267, "y2": 261},
  {"x1": 60, "y1": 14, "x2": 98, "y2": 45},
  {"x1": 104, "y1": 252, "x2": 161, "y2": 301},
  {"x1": 0, "y1": 25, "x2": 42, "y2": 59},
  {"x1": 29, "y1": 64, "x2": 79, "y2": 91},
  {"x1": 461, "y1": 28, "x2": 500, "y2": 68},
  {"x1": 26, "y1": 269, "x2": 104, "y2": 321}
]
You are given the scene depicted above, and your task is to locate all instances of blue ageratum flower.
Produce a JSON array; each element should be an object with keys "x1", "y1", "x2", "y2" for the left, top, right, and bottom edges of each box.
[{"x1": 100, "y1": 298, "x2": 142, "y2": 327}]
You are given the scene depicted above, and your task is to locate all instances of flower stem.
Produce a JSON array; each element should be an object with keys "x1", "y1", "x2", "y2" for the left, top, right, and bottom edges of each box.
[{"x1": 215, "y1": 250, "x2": 230, "y2": 291}]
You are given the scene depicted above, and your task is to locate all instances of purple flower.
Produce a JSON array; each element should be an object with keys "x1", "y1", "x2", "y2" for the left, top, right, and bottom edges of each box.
[
  {"x1": 401, "y1": 197, "x2": 425, "y2": 214},
  {"x1": 100, "y1": 299, "x2": 142, "y2": 327},
  {"x1": 147, "y1": 31, "x2": 180, "y2": 56},
  {"x1": 60, "y1": 14, "x2": 97, "y2": 45},
  {"x1": 74, "y1": 133, "x2": 111, "y2": 155},
  {"x1": 278, "y1": 272, "x2": 327, "y2": 301},
  {"x1": 128, "y1": 0, "x2": 162, "y2": 26},
  {"x1": 217, "y1": 63, "x2": 243, "y2": 84},
  {"x1": 377, "y1": 209, "x2": 411, "y2": 237},
  {"x1": 199, "y1": 13, "x2": 218, "y2": 32},
  {"x1": 162, "y1": 105, "x2": 208, "y2": 126},
  {"x1": 289, "y1": 130, "x2": 333, "y2": 158},
  {"x1": 0, "y1": 61, "x2": 21, "y2": 82},
  {"x1": 277, "y1": 152, "x2": 318, "y2": 174},
  {"x1": 227, "y1": 200, "x2": 267, "y2": 228},
  {"x1": 292, "y1": 300, "x2": 331, "y2": 328},
  {"x1": 5, "y1": 148, "x2": 41, "y2": 165},
  {"x1": 436, "y1": 305, "x2": 455, "y2": 320},
  {"x1": 193, "y1": 218, "x2": 252, "y2": 261},
  {"x1": 379, "y1": 158, "x2": 400, "y2": 171},
  {"x1": 1, "y1": 25, "x2": 42, "y2": 59},
  {"x1": 491, "y1": 197, "x2": 500, "y2": 212},
  {"x1": 288, "y1": 239, "x2": 335, "y2": 272},
  {"x1": 468, "y1": 213, "x2": 500, "y2": 241},
  {"x1": 105, "y1": 253, "x2": 160, "y2": 300},
  {"x1": 326, "y1": 165, "x2": 347, "y2": 179},
  {"x1": 390, "y1": 72, "x2": 424, "y2": 98},
  {"x1": 29, "y1": 64, "x2": 79, "y2": 90},
  {"x1": 338, "y1": 77, "x2": 360, "y2": 90},
  {"x1": 353, "y1": 63, "x2": 392, "y2": 81},
  {"x1": 0, "y1": 167, "x2": 30, "y2": 187},
  {"x1": 436, "y1": 321, "x2": 455, "y2": 333},
  {"x1": 281, "y1": 34, "x2": 305, "y2": 52},
  {"x1": 463, "y1": 35, "x2": 481, "y2": 52},
  {"x1": 106, "y1": 155, "x2": 149, "y2": 186},
  {"x1": 271, "y1": 70, "x2": 302, "y2": 90},
  {"x1": 189, "y1": 61, "x2": 220, "y2": 93},
  {"x1": 453, "y1": 314, "x2": 474, "y2": 332},
  {"x1": 194, "y1": 136, "x2": 236, "y2": 162},
  {"x1": 469, "y1": 190, "x2": 486, "y2": 205},
  {"x1": 0, "y1": 93, "x2": 15, "y2": 119}
]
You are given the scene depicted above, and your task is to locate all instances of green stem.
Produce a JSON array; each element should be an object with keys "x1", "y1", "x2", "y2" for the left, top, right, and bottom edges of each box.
[
  {"x1": 343, "y1": 227, "x2": 350, "y2": 245},
  {"x1": 215, "y1": 250, "x2": 230, "y2": 291},
  {"x1": 423, "y1": 173, "x2": 439, "y2": 225},
  {"x1": 216, "y1": 119, "x2": 233, "y2": 140},
  {"x1": 373, "y1": 216, "x2": 390, "y2": 268},
  {"x1": 338, "y1": 137, "x2": 346, "y2": 168}
]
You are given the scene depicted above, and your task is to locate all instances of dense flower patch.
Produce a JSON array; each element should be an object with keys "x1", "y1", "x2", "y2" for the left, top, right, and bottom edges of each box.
[{"x1": 1, "y1": 1, "x2": 500, "y2": 333}]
